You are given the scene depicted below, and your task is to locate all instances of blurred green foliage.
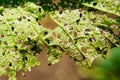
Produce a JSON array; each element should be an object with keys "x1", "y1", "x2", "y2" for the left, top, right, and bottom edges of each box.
[{"x1": 91, "y1": 47, "x2": 120, "y2": 80}]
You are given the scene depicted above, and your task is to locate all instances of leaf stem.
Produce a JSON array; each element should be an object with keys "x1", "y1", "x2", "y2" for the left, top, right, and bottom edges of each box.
[
  {"x1": 5, "y1": 20, "x2": 16, "y2": 45},
  {"x1": 53, "y1": 18, "x2": 91, "y2": 66},
  {"x1": 52, "y1": 18, "x2": 86, "y2": 59},
  {"x1": 31, "y1": 23, "x2": 49, "y2": 47},
  {"x1": 82, "y1": 3, "x2": 120, "y2": 17}
]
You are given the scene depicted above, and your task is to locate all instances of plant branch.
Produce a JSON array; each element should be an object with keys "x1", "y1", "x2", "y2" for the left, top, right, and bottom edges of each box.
[
  {"x1": 5, "y1": 20, "x2": 16, "y2": 45},
  {"x1": 82, "y1": 3, "x2": 120, "y2": 17},
  {"x1": 31, "y1": 23, "x2": 49, "y2": 47},
  {"x1": 51, "y1": 17, "x2": 90, "y2": 64}
]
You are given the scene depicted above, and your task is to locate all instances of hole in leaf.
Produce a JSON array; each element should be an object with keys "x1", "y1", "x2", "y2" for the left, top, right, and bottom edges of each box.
[
  {"x1": 11, "y1": 26, "x2": 14, "y2": 31},
  {"x1": 27, "y1": 37, "x2": 31, "y2": 41},
  {"x1": 76, "y1": 19, "x2": 80, "y2": 25},
  {"x1": 59, "y1": 11, "x2": 62, "y2": 14},
  {"x1": 96, "y1": 47, "x2": 101, "y2": 53},
  {"x1": 51, "y1": 44, "x2": 58, "y2": 48},
  {"x1": 27, "y1": 19, "x2": 30, "y2": 21},
  {"x1": 2, "y1": 51, "x2": 5, "y2": 56},
  {"x1": 36, "y1": 18, "x2": 38, "y2": 21},
  {"x1": 14, "y1": 45, "x2": 18, "y2": 49},
  {"x1": 87, "y1": 7, "x2": 96, "y2": 12},
  {"x1": 39, "y1": 8, "x2": 41, "y2": 12},
  {"x1": 9, "y1": 63, "x2": 12, "y2": 67},
  {"x1": 17, "y1": 17, "x2": 22, "y2": 21},
  {"x1": 48, "y1": 63, "x2": 51, "y2": 66},
  {"x1": 85, "y1": 32, "x2": 89, "y2": 35},
  {"x1": 89, "y1": 38, "x2": 92, "y2": 42},
  {"x1": 24, "y1": 57, "x2": 28, "y2": 61},
  {"x1": 93, "y1": 2, "x2": 97, "y2": 6},
  {"x1": 74, "y1": 39, "x2": 77, "y2": 44},
  {"x1": 45, "y1": 38, "x2": 50, "y2": 44},
  {"x1": 79, "y1": 13, "x2": 82, "y2": 18},
  {"x1": 44, "y1": 31, "x2": 48, "y2": 36},
  {"x1": 1, "y1": 13, "x2": 4, "y2": 16},
  {"x1": 23, "y1": 57, "x2": 25, "y2": 61}
]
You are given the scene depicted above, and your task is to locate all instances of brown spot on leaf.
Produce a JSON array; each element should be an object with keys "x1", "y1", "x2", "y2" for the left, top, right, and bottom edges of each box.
[
  {"x1": 53, "y1": 32, "x2": 56, "y2": 37},
  {"x1": 53, "y1": 0, "x2": 60, "y2": 5},
  {"x1": 74, "y1": 32, "x2": 77, "y2": 37},
  {"x1": 112, "y1": 29, "x2": 120, "y2": 35},
  {"x1": 68, "y1": 38, "x2": 72, "y2": 43},
  {"x1": 64, "y1": 23, "x2": 67, "y2": 26},
  {"x1": 57, "y1": 35, "x2": 61, "y2": 39},
  {"x1": 58, "y1": 6, "x2": 62, "y2": 14},
  {"x1": 14, "y1": 32, "x2": 18, "y2": 35},
  {"x1": 85, "y1": 28, "x2": 91, "y2": 32},
  {"x1": 1, "y1": 34, "x2": 4, "y2": 38},
  {"x1": 23, "y1": 16, "x2": 27, "y2": 19},
  {"x1": 3, "y1": 41, "x2": 8, "y2": 45},
  {"x1": 100, "y1": 30, "x2": 104, "y2": 34},
  {"x1": 91, "y1": 18, "x2": 96, "y2": 23},
  {"x1": 81, "y1": 47, "x2": 87, "y2": 53},
  {"x1": 30, "y1": 32, "x2": 34, "y2": 36},
  {"x1": 11, "y1": 13, "x2": 14, "y2": 15},
  {"x1": 111, "y1": 26, "x2": 120, "y2": 36},
  {"x1": 40, "y1": 12, "x2": 58, "y2": 30},
  {"x1": 21, "y1": 31, "x2": 24, "y2": 34},
  {"x1": 69, "y1": 27, "x2": 73, "y2": 30},
  {"x1": 17, "y1": 39, "x2": 22, "y2": 44},
  {"x1": 83, "y1": 18, "x2": 86, "y2": 21},
  {"x1": 92, "y1": 35, "x2": 96, "y2": 42}
]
